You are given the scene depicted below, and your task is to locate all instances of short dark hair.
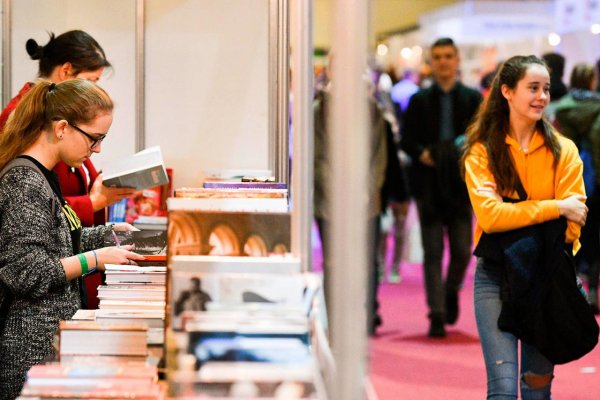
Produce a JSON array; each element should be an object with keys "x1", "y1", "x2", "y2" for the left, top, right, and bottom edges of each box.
[
  {"x1": 432, "y1": 37, "x2": 457, "y2": 51},
  {"x1": 570, "y1": 63, "x2": 595, "y2": 90},
  {"x1": 26, "y1": 30, "x2": 111, "y2": 78},
  {"x1": 542, "y1": 52, "x2": 565, "y2": 77}
]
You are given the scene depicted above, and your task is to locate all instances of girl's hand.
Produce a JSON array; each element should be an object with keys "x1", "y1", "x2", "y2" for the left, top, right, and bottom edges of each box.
[
  {"x1": 477, "y1": 181, "x2": 502, "y2": 202},
  {"x1": 112, "y1": 223, "x2": 139, "y2": 232},
  {"x1": 557, "y1": 195, "x2": 588, "y2": 226},
  {"x1": 94, "y1": 244, "x2": 145, "y2": 269},
  {"x1": 89, "y1": 174, "x2": 136, "y2": 211}
]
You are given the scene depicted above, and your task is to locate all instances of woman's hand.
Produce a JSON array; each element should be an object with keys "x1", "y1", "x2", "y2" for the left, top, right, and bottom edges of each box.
[
  {"x1": 557, "y1": 195, "x2": 588, "y2": 226},
  {"x1": 94, "y1": 244, "x2": 146, "y2": 269},
  {"x1": 89, "y1": 174, "x2": 136, "y2": 211},
  {"x1": 477, "y1": 182, "x2": 502, "y2": 202},
  {"x1": 112, "y1": 222, "x2": 139, "y2": 232}
]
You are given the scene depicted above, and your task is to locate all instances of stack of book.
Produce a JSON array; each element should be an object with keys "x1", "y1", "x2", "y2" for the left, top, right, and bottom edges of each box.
[
  {"x1": 97, "y1": 264, "x2": 167, "y2": 347},
  {"x1": 19, "y1": 358, "x2": 164, "y2": 399},
  {"x1": 58, "y1": 320, "x2": 149, "y2": 361},
  {"x1": 170, "y1": 184, "x2": 288, "y2": 213}
]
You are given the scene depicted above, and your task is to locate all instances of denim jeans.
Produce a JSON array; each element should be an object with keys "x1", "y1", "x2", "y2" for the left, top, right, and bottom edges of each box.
[
  {"x1": 474, "y1": 258, "x2": 554, "y2": 399},
  {"x1": 416, "y1": 201, "x2": 472, "y2": 317}
]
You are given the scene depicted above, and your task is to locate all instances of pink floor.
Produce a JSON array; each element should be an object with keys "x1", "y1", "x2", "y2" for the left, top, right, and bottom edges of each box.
[{"x1": 369, "y1": 260, "x2": 600, "y2": 400}]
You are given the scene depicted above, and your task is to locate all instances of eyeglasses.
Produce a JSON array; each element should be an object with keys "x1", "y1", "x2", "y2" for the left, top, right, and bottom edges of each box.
[{"x1": 68, "y1": 122, "x2": 107, "y2": 149}]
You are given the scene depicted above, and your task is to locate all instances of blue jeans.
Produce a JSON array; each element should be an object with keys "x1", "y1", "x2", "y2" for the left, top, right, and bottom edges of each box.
[{"x1": 474, "y1": 258, "x2": 554, "y2": 399}]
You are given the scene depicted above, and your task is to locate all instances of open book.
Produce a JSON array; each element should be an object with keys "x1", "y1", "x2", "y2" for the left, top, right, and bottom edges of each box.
[{"x1": 102, "y1": 146, "x2": 169, "y2": 190}]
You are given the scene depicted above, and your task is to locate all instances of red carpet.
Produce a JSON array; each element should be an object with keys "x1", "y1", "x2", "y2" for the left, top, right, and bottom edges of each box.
[{"x1": 369, "y1": 260, "x2": 600, "y2": 400}]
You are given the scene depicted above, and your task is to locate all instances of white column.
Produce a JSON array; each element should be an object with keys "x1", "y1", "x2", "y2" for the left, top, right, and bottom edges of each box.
[
  {"x1": 329, "y1": 1, "x2": 370, "y2": 399},
  {"x1": 290, "y1": 0, "x2": 313, "y2": 270}
]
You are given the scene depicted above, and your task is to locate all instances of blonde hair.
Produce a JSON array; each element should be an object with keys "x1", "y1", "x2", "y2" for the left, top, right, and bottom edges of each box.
[{"x1": 0, "y1": 79, "x2": 113, "y2": 169}]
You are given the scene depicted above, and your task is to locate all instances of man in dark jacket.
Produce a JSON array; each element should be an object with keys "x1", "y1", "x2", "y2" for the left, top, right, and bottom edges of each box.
[{"x1": 401, "y1": 37, "x2": 482, "y2": 337}]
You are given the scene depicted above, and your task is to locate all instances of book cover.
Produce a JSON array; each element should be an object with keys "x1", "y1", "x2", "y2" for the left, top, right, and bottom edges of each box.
[
  {"x1": 167, "y1": 210, "x2": 291, "y2": 256},
  {"x1": 175, "y1": 187, "x2": 287, "y2": 199},
  {"x1": 168, "y1": 271, "x2": 306, "y2": 331},
  {"x1": 167, "y1": 196, "x2": 288, "y2": 212},
  {"x1": 105, "y1": 230, "x2": 167, "y2": 255},
  {"x1": 59, "y1": 320, "x2": 148, "y2": 357},
  {"x1": 102, "y1": 146, "x2": 169, "y2": 191},
  {"x1": 202, "y1": 181, "x2": 288, "y2": 190}
]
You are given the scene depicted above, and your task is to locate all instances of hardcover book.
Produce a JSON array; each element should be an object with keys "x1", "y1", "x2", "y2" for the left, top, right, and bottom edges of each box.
[
  {"x1": 102, "y1": 146, "x2": 169, "y2": 191},
  {"x1": 59, "y1": 320, "x2": 148, "y2": 357}
]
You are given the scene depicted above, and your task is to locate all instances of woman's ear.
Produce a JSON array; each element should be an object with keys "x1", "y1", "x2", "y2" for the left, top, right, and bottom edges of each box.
[
  {"x1": 57, "y1": 62, "x2": 73, "y2": 81},
  {"x1": 53, "y1": 120, "x2": 68, "y2": 141},
  {"x1": 500, "y1": 84, "x2": 511, "y2": 101}
]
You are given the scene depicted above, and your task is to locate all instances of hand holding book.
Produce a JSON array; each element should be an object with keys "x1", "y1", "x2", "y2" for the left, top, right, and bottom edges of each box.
[
  {"x1": 95, "y1": 245, "x2": 146, "y2": 268},
  {"x1": 89, "y1": 173, "x2": 136, "y2": 211}
]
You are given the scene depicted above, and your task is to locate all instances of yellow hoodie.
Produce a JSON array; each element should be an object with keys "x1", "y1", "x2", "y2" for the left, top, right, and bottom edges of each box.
[{"x1": 464, "y1": 131, "x2": 585, "y2": 251}]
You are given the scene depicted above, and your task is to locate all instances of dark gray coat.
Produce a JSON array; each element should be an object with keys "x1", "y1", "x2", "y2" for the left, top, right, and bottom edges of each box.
[{"x1": 0, "y1": 165, "x2": 110, "y2": 399}]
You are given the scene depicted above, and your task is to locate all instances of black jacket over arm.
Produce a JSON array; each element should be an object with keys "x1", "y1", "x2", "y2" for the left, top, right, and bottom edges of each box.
[{"x1": 474, "y1": 218, "x2": 599, "y2": 364}]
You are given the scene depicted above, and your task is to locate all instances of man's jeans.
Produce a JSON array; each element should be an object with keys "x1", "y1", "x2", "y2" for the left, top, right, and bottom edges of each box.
[
  {"x1": 416, "y1": 201, "x2": 472, "y2": 318},
  {"x1": 474, "y1": 259, "x2": 554, "y2": 399}
]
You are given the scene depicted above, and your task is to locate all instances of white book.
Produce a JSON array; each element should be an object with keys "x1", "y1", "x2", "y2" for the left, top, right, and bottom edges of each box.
[
  {"x1": 102, "y1": 146, "x2": 169, "y2": 190},
  {"x1": 97, "y1": 284, "x2": 166, "y2": 301},
  {"x1": 169, "y1": 255, "x2": 301, "y2": 274},
  {"x1": 98, "y1": 299, "x2": 166, "y2": 310},
  {"x1": 105, "y1": 264, "x2": 167, "y2": 273},
  {"x1": 167, "y1": 196, "x2": 288, "y2": 212},
  {"x1": 104, "y1": 264, "x2": 167, "y2": 285},
  {"x1": 59, "y1": 321, "x2": 148, "y2": 357},
  {"x1": 95, "y1": 308, "x2": 165, "y2": 322}
]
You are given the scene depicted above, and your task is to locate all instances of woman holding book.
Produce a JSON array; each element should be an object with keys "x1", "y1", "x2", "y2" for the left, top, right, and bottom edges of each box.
[
  {"x1": 0, "y1": 79, "x2": 145, "y2": 400},
  {"x1": 0, "y1": 30, "x2": 135, "y2": 308}
]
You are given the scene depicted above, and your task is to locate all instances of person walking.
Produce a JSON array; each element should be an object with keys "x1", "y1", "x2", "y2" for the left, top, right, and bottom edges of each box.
[
  {"x1": 400, "y1": 37, "x2": 482, "y2": 337},
  {"x1": 463, "y1": 55, "x2": 587, "y2": 398}
]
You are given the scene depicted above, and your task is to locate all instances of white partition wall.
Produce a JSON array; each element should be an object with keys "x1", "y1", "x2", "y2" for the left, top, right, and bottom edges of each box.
[
  {"x1": 10, "y1": 0, "x2": 137, "y2": 170},
  {"x1": 7, "y1": 0, "x2": 273, "y2": 190},
  {"x1": 145, "y1": 0, "x2": 270, "y2": 189}
]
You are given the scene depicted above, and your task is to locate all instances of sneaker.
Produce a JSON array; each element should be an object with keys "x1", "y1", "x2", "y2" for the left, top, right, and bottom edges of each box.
[
  {"x1": 428, "y1": 314, "x2": 446, "y2": 338},
  {"x1": 446, "y1": 290, "x2": 459, "y2": 325},
  {"x1": 388, "y1": 271, "x2": 402, "y2": 284}
]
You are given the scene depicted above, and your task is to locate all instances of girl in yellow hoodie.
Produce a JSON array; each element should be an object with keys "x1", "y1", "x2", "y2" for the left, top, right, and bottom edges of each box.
[{"x1": 463, "y1": 55, "x2": 588, "y2": 399}]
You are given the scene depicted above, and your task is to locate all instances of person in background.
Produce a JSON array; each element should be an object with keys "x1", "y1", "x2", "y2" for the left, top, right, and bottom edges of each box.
[
  {"x1": 542, "y1": 52, "x2": 568, "y2": 101},
  {"x1": 552, "y1": 63, "x2": 600, "y2": 314},
  {"x1": 463, "y1": 55, "x2": 586, "y2": 399},
  {"x1": 375, "y1": 69, "x2": 411, "y2": 284},
  {"x1": 313, "y1": 58, "x2": 388, "y2": 336},
  {"x1": 400, "y1": 37, "x2": 482, "y2": 337},
  {"x1": 390, "y1": 68, "x2": 420, "y2": 124},
  {"x1": 0, "y1": 79, "x2": 146, "y2": 400},
  {"x1": 0, "y1": 30, "x2": 135, "y2": 309}
]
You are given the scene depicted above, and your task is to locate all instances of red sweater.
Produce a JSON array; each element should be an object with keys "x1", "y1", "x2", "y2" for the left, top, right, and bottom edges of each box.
[{"x1": 1, "y1": 82, "x2": 105, "y2": 308}]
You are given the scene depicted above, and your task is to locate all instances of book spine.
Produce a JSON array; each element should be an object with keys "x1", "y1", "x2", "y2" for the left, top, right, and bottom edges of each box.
[{"x1": 202, "y1": 182, "x2": 287, "y2": 189}]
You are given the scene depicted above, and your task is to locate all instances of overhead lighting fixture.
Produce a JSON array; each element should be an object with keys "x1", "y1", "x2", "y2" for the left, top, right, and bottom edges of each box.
[
  {"x1": 377, "y1": 43, "x2": 388, "y2": 56},
  {"x1": 400, "y1": 47, "x2": 412, "y2": 59},
  {"x1": 548, "y1": 32, "x2": 561, "y2": 47},
  {"x1": 591, "y1": 24, "x2": 600, "y2": 35}
]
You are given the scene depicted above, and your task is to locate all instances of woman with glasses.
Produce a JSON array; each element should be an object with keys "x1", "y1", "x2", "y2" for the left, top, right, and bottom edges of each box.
[
  {"x1": 0, "y1": 79, "x2": 145, "y2": 400},
  {"x1": 0, "y1": 30, "x2": 135, "y2": 309}
]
